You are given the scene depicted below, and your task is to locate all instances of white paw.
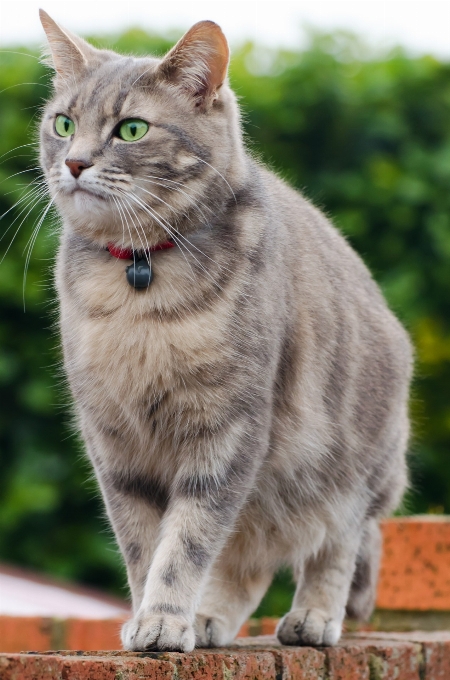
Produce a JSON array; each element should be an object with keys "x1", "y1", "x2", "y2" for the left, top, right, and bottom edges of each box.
[
  {"x1": 121, "y1": 610, "x2": 195, "y2": 652},
  {"x1": 195, "y1": 614, "x2": 233, "y2": 647},
  {"x1": 276, "y1": 607, "x2": 342, "y2": 647}
]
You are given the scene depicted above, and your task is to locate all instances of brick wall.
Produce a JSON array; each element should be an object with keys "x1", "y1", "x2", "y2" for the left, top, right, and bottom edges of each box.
[{"x1": 1, "y1": 633, "x2": 450, "y2": 679}]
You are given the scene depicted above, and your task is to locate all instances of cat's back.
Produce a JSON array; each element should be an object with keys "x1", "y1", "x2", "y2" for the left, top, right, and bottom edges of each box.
[
  {"x1": 259, "y1": 166, "x2": 412, "y2": 362},
  {"x1": 250, "y1": 165, "x2": 413, "y2": 483}
]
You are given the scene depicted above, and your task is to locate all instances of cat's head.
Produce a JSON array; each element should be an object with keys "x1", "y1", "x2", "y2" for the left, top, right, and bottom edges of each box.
[{"x1": 39, "y1": 9, "x2": 243, "y2": 248}]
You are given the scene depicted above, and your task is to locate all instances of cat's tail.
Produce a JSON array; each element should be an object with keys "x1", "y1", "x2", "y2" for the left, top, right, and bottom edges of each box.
[{"x1": 346, "y1": 518, "x2": 382, "y2": 620}]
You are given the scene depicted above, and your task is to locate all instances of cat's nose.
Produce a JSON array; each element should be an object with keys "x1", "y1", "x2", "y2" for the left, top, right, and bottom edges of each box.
[{"x1": 65, "y1": 158, "x2": 92, "y2": 179}]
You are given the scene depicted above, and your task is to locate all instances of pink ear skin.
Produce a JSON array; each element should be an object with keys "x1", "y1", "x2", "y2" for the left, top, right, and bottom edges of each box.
[
  {"x1": 39, "y1": 8, "x2": 94, "y2": 80},
  {"x1": 160, "y1": 20, "x2": 230, "y2": 108}
]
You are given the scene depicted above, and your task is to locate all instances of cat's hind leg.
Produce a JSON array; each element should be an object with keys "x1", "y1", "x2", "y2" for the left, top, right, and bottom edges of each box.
[
  {"x1": 346, "y1": 518, "x2": 382, "y2": 620},
  {"x1": 277, "y1": 531, "x2": 361, "y2": 647},
  {"x1": 195, "y1": 559, "x2": 273, "y2": 647}
]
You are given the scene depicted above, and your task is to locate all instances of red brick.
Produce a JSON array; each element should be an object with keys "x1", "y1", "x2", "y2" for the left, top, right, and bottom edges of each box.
[
  {"x1": 0, "y1": 654, "x2": 62, "y2": 680},
  {"x1": 163, "y1": 650, "x2": 276, "y2": 679},
  {"x1": 65, "y1": 617, "x2": 125, "y2": 650},
  {"x1": 236, "y1": 621, "x2": 249, "y2": 637},
  {"x1": 260, "y1": 618, "x2": 278, "y2": 636},
  {"x1": 325, "y1": 644, "x2": 370, "y2": 680},
  {"x1": 0, "y1": 650, "x2": 276, "y2": 680},
  {"x1": 0, "y1": 616, "x2": 53, "y2": 653},
  {"x1": 378, "y1": 517, "x2": 450, "y2": 611},
  {"x1": 0, "y1": 653, "x2": 177, "y2": 680},
  {"x1": 233, "y1": 636, "x2": 326, "y2": 679},
  {"x1": 69, "y1": 656, "x2": 177, "y2": 679},
  {"x1": 420, "y1": 639, "x2": 450, "y2": 680},
  {"x1": 347, "y1": 632, "x2": 450, "y2": 679},
  {"x1": 272, "y1": 647, "x2": 326, "y2": 680},
  {"x1": 344, "y1": 637, "x2": 422, "y2": 679}
]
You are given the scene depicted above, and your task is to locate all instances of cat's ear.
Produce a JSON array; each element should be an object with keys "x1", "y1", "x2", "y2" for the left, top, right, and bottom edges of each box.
[
  {"x1": 39, "y1": 9, "x2": 94, "y2": 80},
  {"x1": 159, "y1": 21, "x2": 229, "y2": 107}
]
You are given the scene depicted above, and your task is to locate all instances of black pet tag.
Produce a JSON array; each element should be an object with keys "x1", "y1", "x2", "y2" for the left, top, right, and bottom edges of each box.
[{"x1": 126, "y1": 257, "x2": 153, "y2": 289}]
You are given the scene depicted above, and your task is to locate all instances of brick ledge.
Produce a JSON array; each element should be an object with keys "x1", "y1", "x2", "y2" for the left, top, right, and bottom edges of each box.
[{"x1": 1, "y1": 632, "x2": 450, "y2": 679}]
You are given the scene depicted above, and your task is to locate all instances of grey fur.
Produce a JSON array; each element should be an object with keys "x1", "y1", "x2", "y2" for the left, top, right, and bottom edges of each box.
[{"x1": 39, "y1": 9, "x2": 413, "y2": 652}]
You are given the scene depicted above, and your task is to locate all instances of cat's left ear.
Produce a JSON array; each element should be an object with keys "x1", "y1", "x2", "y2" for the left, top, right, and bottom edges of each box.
[
  {"x1": 39, "y1": 9, "x2": 95, "y2": 80},
  {"x1": 159, "y1": 21, "x2": 229, "y2": 108}
]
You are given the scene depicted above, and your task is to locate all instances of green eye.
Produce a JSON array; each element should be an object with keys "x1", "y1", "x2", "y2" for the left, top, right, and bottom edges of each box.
[
  {"x1": 118, "y1": 119, "x2": 149, "y2": 142},
  {"x1": 55, "y1": 115, "x2": 75, "y2": 137}
]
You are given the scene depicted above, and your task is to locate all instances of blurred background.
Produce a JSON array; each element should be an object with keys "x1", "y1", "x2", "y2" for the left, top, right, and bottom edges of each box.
[{"x1": 1, "y1": 1, "x2": 450, "y2": 617}]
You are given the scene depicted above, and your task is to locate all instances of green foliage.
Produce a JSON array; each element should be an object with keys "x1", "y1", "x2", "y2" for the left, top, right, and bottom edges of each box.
[{"x1": 1, "y1": 30, "x2": 450, "y2": 613}]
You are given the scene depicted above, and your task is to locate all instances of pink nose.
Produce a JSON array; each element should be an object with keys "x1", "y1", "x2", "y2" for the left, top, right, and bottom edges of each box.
[{"x1": 65, "y1": 159, "x2": 92, "y2": 179}]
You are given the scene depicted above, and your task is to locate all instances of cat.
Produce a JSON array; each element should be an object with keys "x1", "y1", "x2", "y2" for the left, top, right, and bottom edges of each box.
[{"x1": 38, "y1": 9, "x2": 413, "y2": 652}]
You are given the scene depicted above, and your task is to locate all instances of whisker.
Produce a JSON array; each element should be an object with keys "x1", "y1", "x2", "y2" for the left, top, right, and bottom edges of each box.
[
  {"x1": 0, "y1": 142, "x2": 37, "y2": 163},
  {"x1": 119, "y1": 196, "x2": 151, "y2": 266},
  {"x1": 120, "y1": 189, "x2": 185, "y2": 250},
  {"x1": 111, "y1": 195, "x2": 136, "y2": 259},
  {"x1": 108, "y1": 196, "x2": 126, "y2": 252},
  {"x1": 0, "y1": 154, "x2": 36, "y2": 166},
  {"x1": 22, "y1": 191, "x2": 58, "y2": 282},
  {"x1": 122, "y1": 191, "x2": 226, "y2": 294},
  {"x1": 25, "y1": 107, "x2": 44, "y2": 132},
  {"x1": 192, "y1": 156, "x2": 237, "y2": 203},
  {"x1": 130, "y1": 65, "x2": 157, "y2": 88},
  {"x1": 137, "y1": 179, "x2": 211, "y2": 224},
  {"x1": 133, "y1": 184, "x2": 235, "y2": 279},
  {"x1": 138, "y1": 175, "x2": 213, "y2": 219},
  {"x1": 0, "y1": 185, "x2": 44, "y2": 227},
  {"x1": 122, "y1": 194, "x2": 197, "y2": 284},
  {"x1": 0, "y1": 50, "x2": 40, "y2": 60},
  {"x1": 0, "y1": 167, "x2": 42, "y2": 186},
  {"x1": 0, "y1": 187, "x2": 47, "y2": 247},
  {"x1": 0, "y1": 82, "x2": 48, "y2": 96}
]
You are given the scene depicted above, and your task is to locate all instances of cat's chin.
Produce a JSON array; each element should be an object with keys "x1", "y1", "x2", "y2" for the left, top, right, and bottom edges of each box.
[
  {"x1": 56, "y1": 188, "x2": 109, "y2": 215},
  {"x1": 57, "y1": 191, "x2": 120, "y2": 238},
  {"x1": 57, "y1": 194, "x2": 166, "y2": 247},
  {"x1": 70, "y1": 187, "x2": 107, "y2": 207}
]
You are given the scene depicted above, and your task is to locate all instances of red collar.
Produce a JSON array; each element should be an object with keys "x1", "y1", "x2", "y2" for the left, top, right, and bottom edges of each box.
[{"x1": 107, "y1": 241, "x2": 175, "y2": 260}]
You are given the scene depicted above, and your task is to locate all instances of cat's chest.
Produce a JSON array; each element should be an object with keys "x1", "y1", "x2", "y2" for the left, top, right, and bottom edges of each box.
[
  {"x1": 65, "y1": 302, "x2": 223, "y2": 381},
  {"x1": 57, "y1": 235, "x2": 249, "y2": 442},
  {"x1": 60, "y1": 278, "x2": 232, "y2": 431}
]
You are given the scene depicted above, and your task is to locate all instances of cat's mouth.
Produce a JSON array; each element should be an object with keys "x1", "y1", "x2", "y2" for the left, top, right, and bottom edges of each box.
[{"x1": 69, "y1": 185, "x2": 107, "y2": 201}]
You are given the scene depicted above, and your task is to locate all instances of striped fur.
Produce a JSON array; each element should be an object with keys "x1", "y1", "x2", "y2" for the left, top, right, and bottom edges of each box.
[{"x1": 39, "y1": 10, "x2": 413, "y2": 652}]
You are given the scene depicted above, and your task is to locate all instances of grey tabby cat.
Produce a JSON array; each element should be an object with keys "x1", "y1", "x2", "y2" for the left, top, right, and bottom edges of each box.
[{"x1": 38, "y1": 9, "x2": 413, "y2": 652}]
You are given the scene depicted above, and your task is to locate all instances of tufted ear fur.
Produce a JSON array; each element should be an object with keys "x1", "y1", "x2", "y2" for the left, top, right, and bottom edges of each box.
[
  {"x1": 39, "y1": 8, "x2": 95, "y2": 80},
  {"x1": 159, "y1": 20, "x2": 229, "y2": 108}
]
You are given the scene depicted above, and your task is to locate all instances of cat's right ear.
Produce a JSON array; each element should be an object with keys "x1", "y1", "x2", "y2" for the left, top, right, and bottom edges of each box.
[{"x1": 39, "y1": 9, "x2": 94, "y2": 80}]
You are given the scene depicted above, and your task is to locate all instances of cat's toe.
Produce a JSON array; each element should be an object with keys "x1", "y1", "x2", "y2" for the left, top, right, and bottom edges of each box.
[
  {"x1": 121, "y1": 612, "x2": 195, "y2": 652},
  {"x1": 276, "y1": 608, "x2": 342, "y2": 647},
  {"x1": 195, "y1": 614, "x2": 233, "y2": 647}
]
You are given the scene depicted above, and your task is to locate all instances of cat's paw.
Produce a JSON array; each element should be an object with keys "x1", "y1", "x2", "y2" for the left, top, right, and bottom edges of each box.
[
  {"x1": 276, "y1": 608, "x2": 342, "y2": 647},
  {"x1": 194, "y1": 614, "x2": 234, "y2": 647},
  {"x1": 121, "y1": 611, "x2": 195, "y2": 652}
]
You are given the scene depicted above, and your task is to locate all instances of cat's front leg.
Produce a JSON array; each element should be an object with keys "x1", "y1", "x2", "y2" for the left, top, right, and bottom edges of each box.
[
  {"x1": 100, "y1": 476, "x2": 164, "y2": 612},
  {"x1": 121, "y1": 431, "x2": 260, "y2": 652},
  {"x1": 84, "y1": 429, "x2": 165, "y2": 612}
]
